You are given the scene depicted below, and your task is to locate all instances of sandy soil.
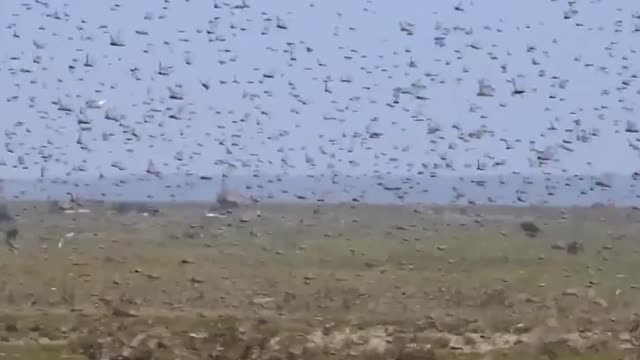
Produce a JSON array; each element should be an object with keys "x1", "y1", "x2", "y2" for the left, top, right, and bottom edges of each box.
[{"x1": 0, "y1": 200, "x2": 639, "y2": 359}]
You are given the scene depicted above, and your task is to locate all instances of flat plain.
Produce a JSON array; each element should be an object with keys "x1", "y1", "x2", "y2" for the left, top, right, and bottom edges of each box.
[{"x1": 1, "y1": 200, "x2": 639, "y2": 359}]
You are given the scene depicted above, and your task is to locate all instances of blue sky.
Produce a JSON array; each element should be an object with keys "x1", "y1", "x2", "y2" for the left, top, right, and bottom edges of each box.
[{"x1": 1, "y1": 0, "x2": 639, "y2": 203}]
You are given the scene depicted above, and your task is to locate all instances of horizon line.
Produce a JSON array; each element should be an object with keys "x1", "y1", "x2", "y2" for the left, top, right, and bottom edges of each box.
[{"x1": 0, "y1": 170, "x2": 632, "y2": 182}]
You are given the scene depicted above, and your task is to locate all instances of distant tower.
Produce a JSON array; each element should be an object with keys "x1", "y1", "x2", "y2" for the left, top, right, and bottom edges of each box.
[{"x1": 215, "y1": 167, "x2": 254, "y2": 210}]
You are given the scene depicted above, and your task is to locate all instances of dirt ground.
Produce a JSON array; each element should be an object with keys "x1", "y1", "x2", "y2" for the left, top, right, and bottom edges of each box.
[{"x1": 0, "y1": 200, "x2": 639, "y2": 359}]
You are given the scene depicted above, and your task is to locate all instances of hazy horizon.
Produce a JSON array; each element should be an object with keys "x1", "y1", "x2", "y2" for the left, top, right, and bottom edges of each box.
[{"x1": 0, "y1": 171, "x2": 633, "y2": 207}]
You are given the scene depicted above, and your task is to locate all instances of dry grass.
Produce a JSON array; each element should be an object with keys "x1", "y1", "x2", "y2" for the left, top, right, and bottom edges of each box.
[{"x1": 1, "y1": 201, "x2": 640, "y2": 358}]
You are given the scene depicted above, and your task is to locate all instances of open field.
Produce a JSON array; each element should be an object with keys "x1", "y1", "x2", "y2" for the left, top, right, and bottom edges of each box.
[{"x1": 0, "y1": 201, "x2": 640, "y2": 359}]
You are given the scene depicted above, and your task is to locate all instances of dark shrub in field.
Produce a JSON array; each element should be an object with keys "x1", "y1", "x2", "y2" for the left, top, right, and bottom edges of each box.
[{"x1": 519, "y1": 220, "x2": 541, "y2": 238}]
